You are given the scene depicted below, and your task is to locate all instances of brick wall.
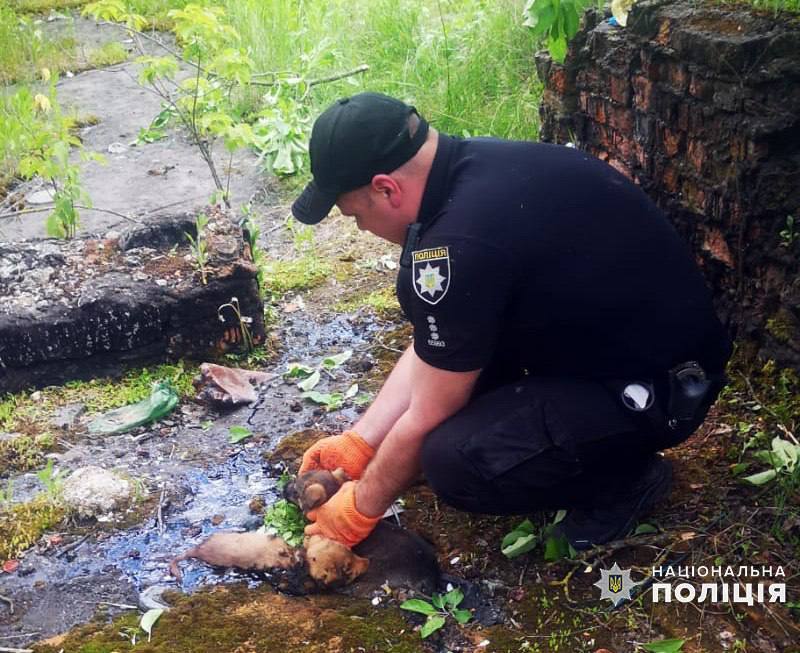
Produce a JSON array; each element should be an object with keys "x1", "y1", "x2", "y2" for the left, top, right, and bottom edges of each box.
[{"x1": 537, "y1": 0, "x2": 800, "y2": 369}]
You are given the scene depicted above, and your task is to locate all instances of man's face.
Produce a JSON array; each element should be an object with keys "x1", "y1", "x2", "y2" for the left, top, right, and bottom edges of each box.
[{"x1": 335, "y1": 186, "x2": 407, "y2": 244}]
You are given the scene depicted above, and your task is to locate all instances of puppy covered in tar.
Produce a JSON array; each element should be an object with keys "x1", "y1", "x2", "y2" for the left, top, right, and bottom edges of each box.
[
  {"x1": 283, "y1": 467, "x2": 349, "y2": 513},
  {"x1": 169, "y1": 468, "x2": 375, "y2": 589},
  {"x1": 304, "y1": 534, "x2": 370, "y2": 587},
  {"x1": 169, "y1": 531, "x2": 300, "y2": 582}
]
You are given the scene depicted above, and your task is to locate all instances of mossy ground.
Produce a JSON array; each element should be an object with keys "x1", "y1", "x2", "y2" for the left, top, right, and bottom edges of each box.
[
  {"x1": 0, "y1": 361, "x2": 196, "y2": 436},
  {"x1": 31, "y1": 585, "x2": 427, "y2": 653},
  {"x1": 0, "y1": 495, "x2": 65, "y2": 561}
]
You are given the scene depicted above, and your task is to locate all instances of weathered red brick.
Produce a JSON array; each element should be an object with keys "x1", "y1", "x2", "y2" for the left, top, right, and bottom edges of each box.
[
  {"x1": 661, "y1": 161, "x2": 680, "y2": 193},
  {"x1": 612, "y1": 130, "x2": 634, "y2": 160},
  {"x1": 610, "y1": 76, "x2": 631, "y2": 105},
  {"x1": 677, "y1": 103, "x2": 690, "y2": 131},
  {"x1": 632, "y1": 75, "x2": 654, "y2": 111},
  {"x1": 666, "y1": 62, "x2": 690, "y2": 93},
  {"x1": 688, "y1": 73, "x2": 713, "y2": 101},
  {"x1": 688, "y1": 139, "x2": 706, "y2": 173},
  {"x1": 701, "y1": 227, "x2": 735, "y2": 268},
  {"x1": 608, "y1": 105, "x2": 633, "y2": 133},
  {"x1": 550, "y1": 66, "x2": 568, "y2": 95},
  {"x1": 661, "y1": 126, "x2": 684, "y2": 157}
]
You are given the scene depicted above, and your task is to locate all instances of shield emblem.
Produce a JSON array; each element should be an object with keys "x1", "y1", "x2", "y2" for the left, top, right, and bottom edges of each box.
[
  {"x1": 411, "y1": 246, "x2": 450, "y2": 305},
  {"x1": 608, "y1": 575, "x2": 623, "y2": 593}
]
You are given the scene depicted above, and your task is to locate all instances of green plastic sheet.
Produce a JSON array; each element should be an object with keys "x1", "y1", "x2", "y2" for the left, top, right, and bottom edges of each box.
[{"x1": 88, "y1": 381, "x2": 179, "y2": 435}]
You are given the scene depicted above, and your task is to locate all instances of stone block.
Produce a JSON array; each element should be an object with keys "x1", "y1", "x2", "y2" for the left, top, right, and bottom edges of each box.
[{"x1": 0, "y1": 213, "x2": 266, "y2": 394}]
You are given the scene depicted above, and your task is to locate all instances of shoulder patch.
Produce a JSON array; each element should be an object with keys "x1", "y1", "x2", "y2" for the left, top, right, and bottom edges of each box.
[{"x1": 412, "y1": 246, "x2": 450, "y2": 305}]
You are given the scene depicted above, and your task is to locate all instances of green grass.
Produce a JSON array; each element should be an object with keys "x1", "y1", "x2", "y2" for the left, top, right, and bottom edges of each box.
[
  {"x1": 8, "y1": 0, "x2": 87, "y2": 13},
  {"x1": 0, "y1": 362, "x2": 197, "y2": 433},
  {"x1": 0, "y1": 5, "x2": 78, "y2": 84},
  {"x1": 222, "y1": 0, "x2": 543, "y2": 140},
  {"x1": 264, "y1": 256, "x2": 332, "y2": 295},
  {"x1": 745, "y1": 0, "x2": 800, "y2": 12}
]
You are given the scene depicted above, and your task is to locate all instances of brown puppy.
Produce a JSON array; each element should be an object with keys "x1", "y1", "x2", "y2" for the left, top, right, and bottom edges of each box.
[
  {"x1": 169, "y1": 531, "x2": 300, "y2": 582},
  {"x1": 169, "y1": 530, "x2": 369, "y2": 589},
  {"x1": 283, "y1": 468, "x2": 349, "y2": 513},
  {"x1": 304, "y1": 534, "x2": 370, "y2": 587}
]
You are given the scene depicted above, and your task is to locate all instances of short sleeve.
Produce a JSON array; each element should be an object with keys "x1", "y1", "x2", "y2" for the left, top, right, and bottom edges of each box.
[{"x1": 399, "y1": 237, "x2": 512, "y2": 372}]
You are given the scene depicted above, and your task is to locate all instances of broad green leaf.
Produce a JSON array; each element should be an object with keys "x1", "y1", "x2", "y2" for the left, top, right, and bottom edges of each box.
[
  {"x1": 228, "y1": 425, "x2": 252, "y2": 443},
  {"x1": 553, "y1": 509, "x2": 567, "y2": 524},
  {"x1": 297, "y1": 370, "x2": 321, "y2": 392},
  {"x1": 284, "y1": 363, "x2": 315, "y2": 379},
  {"x1": 501, "y1": 518, "x2": 537, "y2": 550},
  {"x1": 420, "y1": 614, "x2": 446, "y2": 638},
  {"x1": 641, "y1": 638, "x2": 685, "y2": 653},
  {"x1": 443, "y1": 587, "x2": 464, "y2": 609},
  {"x1": 431, "y1": 594, "x2": 445, "y2": 609},
  {"x1": 743, "y1": 469, "x2": 778, "y2": 485},
  {"x1": 344, "y1": 383, "x2": 359, "y2": 399},
  {"x1": 548, "y1": 33, "x2": 568, "y2": 62},
  {"x1": 543, "y1": 533, "x2": 571, "y2": 561},
  {"x1": 322, "y1": 350, "x2": 353, "y2": 369},
  {"x1": 730, "y1": 462, "x2": 749, "y2": 475},
  {"x1": 301, "y1": 391, "x2": 344, "y2": 411},
  {"x1": 453, "y1": 609, "x2": 472, "y2": 625},
  {"x1": 140, "y1": 608, "x2": 163, "y2": 642},
  {"x1": 634, "y1": 522, "x2": 658, "y2": 535},
  {"x1": 502, "y1": 532, "x2": 537, "y2": 559},
  {"x1": 400, "y1": 599, "x2": 437, "y2": 616}
]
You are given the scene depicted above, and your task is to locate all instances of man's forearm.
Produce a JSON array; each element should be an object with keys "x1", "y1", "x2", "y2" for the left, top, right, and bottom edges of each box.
[
  {"x1": 352, "y1": 344, "x2": 415, "y2": 449},
  {"x1": 354, "y1": 408, "x2": 429, "y2": 517}
]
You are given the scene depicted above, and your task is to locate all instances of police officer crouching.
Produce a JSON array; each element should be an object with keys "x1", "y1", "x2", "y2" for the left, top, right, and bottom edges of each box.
[{"x1": 292, "y1": 93, "x2": 732, "y2": 552}]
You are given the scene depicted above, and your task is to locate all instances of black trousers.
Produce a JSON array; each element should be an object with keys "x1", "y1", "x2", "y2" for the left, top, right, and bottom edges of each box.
[{"x1": 420, "y1": 375, "x2": 718, "y2": 515}]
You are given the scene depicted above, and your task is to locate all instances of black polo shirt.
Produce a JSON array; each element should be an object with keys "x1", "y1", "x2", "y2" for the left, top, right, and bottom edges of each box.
[{"x1": 395, "y1": 134, "x2": 730, "y2": 383}]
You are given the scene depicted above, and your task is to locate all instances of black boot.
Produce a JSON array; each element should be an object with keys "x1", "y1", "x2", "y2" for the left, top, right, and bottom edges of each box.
[{"x1": 558, "y1": 454, "x2": 673, "y2": 551}]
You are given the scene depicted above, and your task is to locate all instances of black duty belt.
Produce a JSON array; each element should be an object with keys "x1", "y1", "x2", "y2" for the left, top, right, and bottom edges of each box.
[{"x1": 611, "y1": 361, "x2": 727, "y2": 432}]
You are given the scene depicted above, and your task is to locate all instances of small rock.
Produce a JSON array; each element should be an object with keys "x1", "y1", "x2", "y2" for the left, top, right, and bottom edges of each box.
[
  {"x1": 155, "y1": 279, "x2": 168, "y2": 287},
  {"x1": 107, "y1": 142, "x2": 127, "y2": 154},
  {"x1": 249, "y1": 497, "x2": 265, "y2": 514},
  {"x1": 30, "y1": 391, "x2": 43, "y2": 402},
  {"x1": 290, "y1": 401, "x2": 302, "y2": 413},
  {"x1": 26, "y1": 188, "x2": 55, "y2": 205},
  {"x1": 211, "y1": 514, "x2": 225, "y2": 525},
  {"x1": 51, "y1": 402, "x2": 86, "y2": 430},
  {"x1": 61, "y1": 466, "x2": 134, "y2": 518}
]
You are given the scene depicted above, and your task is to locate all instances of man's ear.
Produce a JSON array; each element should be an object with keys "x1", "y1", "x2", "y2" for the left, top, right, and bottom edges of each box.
[{"x1": 370, "y1": 174, "x2": 402, "y2": 208}]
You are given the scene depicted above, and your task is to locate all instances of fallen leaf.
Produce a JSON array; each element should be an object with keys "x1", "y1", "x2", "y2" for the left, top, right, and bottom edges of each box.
[{"x1": 2, "y1": 560, "x2": 20, "y2": 573}]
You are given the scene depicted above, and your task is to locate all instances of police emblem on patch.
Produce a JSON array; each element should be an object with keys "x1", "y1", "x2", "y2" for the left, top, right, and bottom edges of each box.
[
  {"x1": 593, "y1": 562, "x2": 641, "y2": 607},
  {"x1": 412, "y1": 246, "x2": 450, "y2": 305}
]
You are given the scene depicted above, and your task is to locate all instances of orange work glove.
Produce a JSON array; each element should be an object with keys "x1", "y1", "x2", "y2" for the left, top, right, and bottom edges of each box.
[
  {"x1": 299, "y1": 430, "x2": 375, "y2": 480},
  {"x1": 305, "y1": 481, "x2": 380, "y2": 548}
]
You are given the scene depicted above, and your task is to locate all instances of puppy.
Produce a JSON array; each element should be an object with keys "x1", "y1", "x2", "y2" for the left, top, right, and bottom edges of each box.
[
  {"x1": 169, "y1": 531, "x2": 300, "y2": 582},
  {"x1": 304, "y1": 534, "x2": 370, "y2": 587},
  {"x1": 169, "y1": 530, "x2": 369, "y2": 589},
  {"x1": 283, "y1": 468, "x2": 349, "y2": 513}
]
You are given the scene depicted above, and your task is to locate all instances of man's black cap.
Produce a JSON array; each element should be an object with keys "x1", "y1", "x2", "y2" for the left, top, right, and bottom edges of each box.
[{"x1": 292, "y1": 92, "x2": 429, "y2": 225}]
